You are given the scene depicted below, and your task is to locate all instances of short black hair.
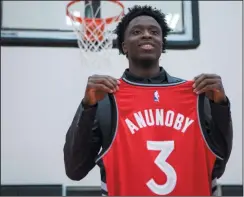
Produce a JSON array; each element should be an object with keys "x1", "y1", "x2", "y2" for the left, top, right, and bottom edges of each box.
[{"x1": 115, "y1": 5, "x2": 171, "y2": 55}]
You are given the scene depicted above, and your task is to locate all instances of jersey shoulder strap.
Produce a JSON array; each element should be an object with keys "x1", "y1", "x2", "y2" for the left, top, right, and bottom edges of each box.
[{"x1": 96, "y1": 94, "x2": 117, "y2": 161}]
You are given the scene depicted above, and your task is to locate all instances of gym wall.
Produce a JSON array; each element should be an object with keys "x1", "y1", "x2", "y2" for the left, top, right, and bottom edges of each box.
[{"x1": 1, "y1": 1, "x2": 243, "y2": 196}]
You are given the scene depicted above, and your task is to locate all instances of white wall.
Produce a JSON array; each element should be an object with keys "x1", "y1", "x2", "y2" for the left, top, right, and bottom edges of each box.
[{"x1": 1, "y1": 1, "x2": 242, "y2": 186}]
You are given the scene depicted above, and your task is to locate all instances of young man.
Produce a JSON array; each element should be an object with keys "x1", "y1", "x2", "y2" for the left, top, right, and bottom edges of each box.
[{"x1": 64, "y1": 5, "x2": 232, "y2": 196}]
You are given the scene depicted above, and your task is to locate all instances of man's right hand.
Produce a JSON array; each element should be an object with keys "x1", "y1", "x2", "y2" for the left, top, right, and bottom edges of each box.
[{"x1": 82, "y1": 75, "x2": 120, "y2": 106}]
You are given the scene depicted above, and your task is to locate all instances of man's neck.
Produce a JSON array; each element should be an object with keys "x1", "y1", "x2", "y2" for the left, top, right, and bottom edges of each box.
[{"x1": 128, "y1": 59, "x2": 160, "y2": 78}]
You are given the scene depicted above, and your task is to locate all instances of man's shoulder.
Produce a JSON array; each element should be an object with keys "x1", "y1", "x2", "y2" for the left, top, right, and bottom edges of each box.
[{"x1": 165, "y1": 72, "x2": 186, "y2": 83}]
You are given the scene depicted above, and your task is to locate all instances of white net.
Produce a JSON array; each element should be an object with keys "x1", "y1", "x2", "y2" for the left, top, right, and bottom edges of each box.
[{"x1": 66, "y1": 1, "x2": 124, "y2": 69}]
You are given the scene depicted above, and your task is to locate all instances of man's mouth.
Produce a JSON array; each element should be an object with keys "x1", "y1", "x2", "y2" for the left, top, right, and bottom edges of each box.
[{"x1": 140, "y1": 44, "x2": 154, "y2": 50}]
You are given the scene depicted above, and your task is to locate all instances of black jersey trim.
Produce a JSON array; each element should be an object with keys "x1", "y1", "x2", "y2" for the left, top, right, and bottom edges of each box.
[
  {"x1": 95, "y1": 94, "x2": 119, "y2": 163},
  {"x1": 97, "y1": 159, "x2": 107, "y2": 183},
  {"x1": 122, "y1": 77, "x2": 187, "y2": 87},
  {"x1": 197, "y1": 94, "x2": 224, "y2": 160}
]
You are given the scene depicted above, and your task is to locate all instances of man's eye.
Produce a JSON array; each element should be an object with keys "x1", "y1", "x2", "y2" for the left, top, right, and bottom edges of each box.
[
  {"x1": 133, "y1": 30, "x2": 141, "y2": 35},
  {"x1": 151, "y1": 30, "x2": 159, "y2": 35}
]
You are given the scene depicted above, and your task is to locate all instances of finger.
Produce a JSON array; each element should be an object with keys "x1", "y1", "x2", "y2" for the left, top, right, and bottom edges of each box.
[
  {"x1": 105, "y1": 76, "x2": 120, "y2": 85},
  {"x1": 115, "y1": 79, "x2": 121, "y2": 91},
  {"x1": 196, "y1": 84, "x2": 221, "y2": 94},
  {"x1": 193, "y1": 78, "x2": 219, "y2": 92},
  {"x1": 194, "y1": 73, "x2": 219, "y2": 80},
  {"x1": 88, "y1": 80, "x2": 114, "y2": 93},
  {"x1": 193, "y1": 74, "x2": 203, "y2": 81},
  {"x1": 90, "y1": 77, "x2": 116, "y2": 91},
  {"x1": 102, "y1": 76, "x2": 120, "y2": 91},
  {"x1": 88, "y1": 75, "x2": 121, "y2": 92},
  {"x1": 89, "y1": 83, "x2": 114, "y2": 93},
  {"x1": 105, "y1": 77, "x2": 120, "y2": 91},
  {"x1": 193, "y1": 74, "x2": 207, "y2": 88},
  {"x1": 92, "y1": 75, "x2": 119, "y2": 88},
  {"x1": 193, "y1": 74, "x2": 220, "y2": 88},
  {"x1": 94, "y1": 75, "x2": 118, "y2": 82}
]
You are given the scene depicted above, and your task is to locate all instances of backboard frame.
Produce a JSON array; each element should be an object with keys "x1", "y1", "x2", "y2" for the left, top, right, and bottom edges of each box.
[{"x1": 0, "y1": 1, "x2": 200, "y2": 50}]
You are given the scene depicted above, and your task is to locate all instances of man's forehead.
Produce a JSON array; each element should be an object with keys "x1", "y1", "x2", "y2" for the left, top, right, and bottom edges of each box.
[{"x1": 128, "y1": 15, "x2": 160, "y2": 28}]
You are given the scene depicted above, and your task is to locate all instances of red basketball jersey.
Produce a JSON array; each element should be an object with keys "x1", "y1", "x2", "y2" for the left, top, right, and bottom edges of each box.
[{"x1": 96, "y1": 79, "x2": 220, "y2": 196}]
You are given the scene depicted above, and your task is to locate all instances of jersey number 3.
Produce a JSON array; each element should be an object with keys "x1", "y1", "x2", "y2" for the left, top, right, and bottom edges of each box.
[{"x1": 146, "y1": 141, "x2": 177, "y2": 195}]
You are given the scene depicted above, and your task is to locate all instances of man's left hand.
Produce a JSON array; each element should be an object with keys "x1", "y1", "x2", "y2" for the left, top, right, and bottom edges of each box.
[{"x1": 193, "y1": 74, "x2": 227, "y2": 104}]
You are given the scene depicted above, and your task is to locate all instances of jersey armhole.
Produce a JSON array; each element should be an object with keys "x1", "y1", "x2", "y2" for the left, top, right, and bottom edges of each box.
[
  {"x1": 95, "y1": 94, "x2": 118, "y2": 164},
  {"x1": 197, "y1": 94, "x2": 224, "y2": 160}
]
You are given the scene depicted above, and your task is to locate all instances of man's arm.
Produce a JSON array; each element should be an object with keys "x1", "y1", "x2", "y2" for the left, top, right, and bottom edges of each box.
[
  {"x1": 204, "y1": 97, "x2": 233, "y2": 178},
  {"x1": 192, "y1": 73, "x2": 233, "y2": 178},
  {"x1": 63, "y1": 74, "x2": 119, "y2": 180},
  {"x1": 63, "y1": 101, "x2": 102, "y2": 181}
]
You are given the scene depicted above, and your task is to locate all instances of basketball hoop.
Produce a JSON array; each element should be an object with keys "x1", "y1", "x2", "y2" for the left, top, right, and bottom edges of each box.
[
  {"x1": 66, "y1": 1, "x2": 124, "y2": 70},
  {"x1": 66, "y1": 0, "x2": 124, "y2": 72}
]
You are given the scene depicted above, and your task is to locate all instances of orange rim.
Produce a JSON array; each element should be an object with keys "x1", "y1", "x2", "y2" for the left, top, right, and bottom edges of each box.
[{"x1": 66, "y1": 0, "x2": 125, "y2": 25}]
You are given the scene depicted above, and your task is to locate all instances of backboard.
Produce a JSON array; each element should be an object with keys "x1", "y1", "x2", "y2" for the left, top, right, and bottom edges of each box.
[{"x1": 0, "y1": 1, "x2": 200, "y2": 49}]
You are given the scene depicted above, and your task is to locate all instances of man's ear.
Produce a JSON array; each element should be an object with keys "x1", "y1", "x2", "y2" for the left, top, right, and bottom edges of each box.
[{"x1": 122, "y1": 41, "x2": 127, "y2": 54}]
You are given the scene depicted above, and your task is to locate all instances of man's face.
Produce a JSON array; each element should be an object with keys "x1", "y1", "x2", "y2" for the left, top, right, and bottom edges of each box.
[{"x1": 122, "y1": 15, "x2": 163, "y2": 63}]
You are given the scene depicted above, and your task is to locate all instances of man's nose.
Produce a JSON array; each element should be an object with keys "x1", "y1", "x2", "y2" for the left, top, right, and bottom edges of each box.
[{"x1": 142, "y1": 30, "x2": 152, "y2": 38}]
